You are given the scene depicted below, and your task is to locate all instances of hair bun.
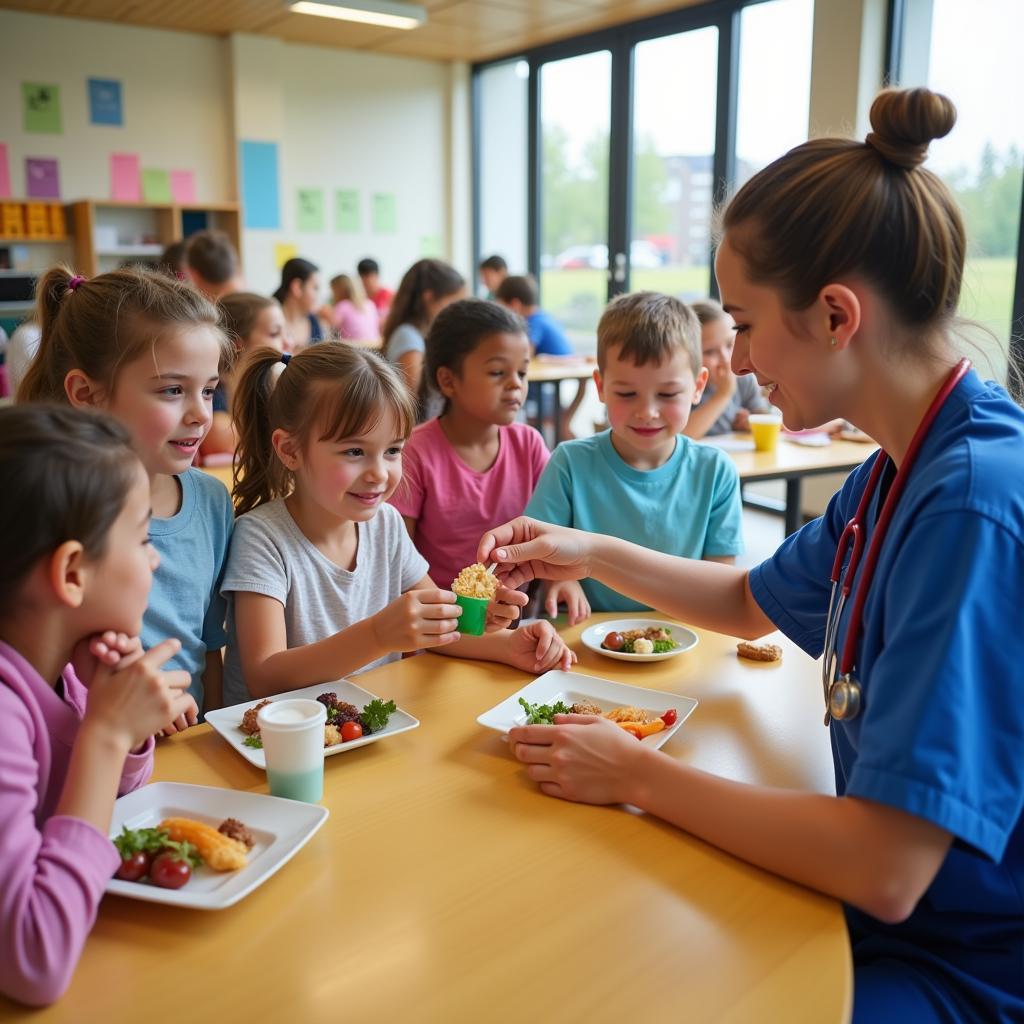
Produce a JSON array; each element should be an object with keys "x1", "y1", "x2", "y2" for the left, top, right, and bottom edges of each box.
[{"x1": 865, "y1": 87, "x2": 957, "y2": 170}]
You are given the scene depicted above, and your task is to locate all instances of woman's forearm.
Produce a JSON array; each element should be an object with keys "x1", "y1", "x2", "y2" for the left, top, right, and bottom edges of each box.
[{"x1": 588, "y1": 535, "x2": 772, "y2": 637}]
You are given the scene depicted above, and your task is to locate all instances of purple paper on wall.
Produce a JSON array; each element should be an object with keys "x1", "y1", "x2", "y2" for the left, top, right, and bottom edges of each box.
[{"x1": 26, "y1": 157, "x2": 60, "y2": 198}]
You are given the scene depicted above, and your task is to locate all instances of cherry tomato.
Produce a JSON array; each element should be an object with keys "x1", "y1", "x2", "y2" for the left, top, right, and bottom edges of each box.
[
  {"x1": 115, "y1": 851, "x2": 150, "y2": 882},
  {"x1": 341, "y1": 720, "x2": 364, "y2": 742},
  {"x1": 661, "y1": 709, "x2": 678, "y2": 727},
  {"x1": 603, "y1": 631, "x2": 624, "y2": 651},
  {"x1": 150, "y1": 852, "x2": 192, "y2": 890}
]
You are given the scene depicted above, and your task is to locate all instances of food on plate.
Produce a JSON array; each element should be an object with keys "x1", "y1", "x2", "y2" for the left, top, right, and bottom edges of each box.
[
  {"x1": 601, "y1": 626, "x2": 677, "y2": 654},
  {"x1": 160, "y1": 817, "x2": 249, "y2": 871},
  {"x1": 113, "y1": 826, "x2": 168, "y2": 882},
  {"x1": 149, "y1": 848, "x2": 197, "y2": 890},
  {"x1": 517, "y1": 697, "x2": 677, "y2": 739},
  {"x1": 218, "y1": 817, "x2": 255, "y2": 851},
  {"x1": 452, "y1": 562, "x2": 498, "y2": 601},
  {"x1": 737, "y1": 640, "x2": 783, "y2": 663},
  {"x1": 240, "y1": 692, "x2": 399, "y2": 749}
]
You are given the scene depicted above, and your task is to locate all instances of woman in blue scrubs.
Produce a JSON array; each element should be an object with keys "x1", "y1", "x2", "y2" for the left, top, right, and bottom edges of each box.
[{"x1": 480, "y1": 87, "x2": 1024, "y2": 1022}]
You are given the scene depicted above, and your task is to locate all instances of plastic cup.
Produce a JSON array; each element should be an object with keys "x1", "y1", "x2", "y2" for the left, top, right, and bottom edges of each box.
[
  {"x1": 257, "y1": 699, "x2": 326, "y2": 803},
  {"x1": 749, "y1": 413, "x2": 783, "y2": 453},
  {"x1": 454, "y1": 593, "x2": 490, "y2": 636}
]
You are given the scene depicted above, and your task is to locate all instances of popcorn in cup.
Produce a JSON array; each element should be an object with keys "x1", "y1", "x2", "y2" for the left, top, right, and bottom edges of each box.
[{"x1": 451, "y1": 562, "x2": 498, "y2": 636}]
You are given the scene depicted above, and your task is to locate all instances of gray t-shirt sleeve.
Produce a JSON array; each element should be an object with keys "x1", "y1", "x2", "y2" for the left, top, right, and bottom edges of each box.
[
  {"x1": 221, "y1": 513, "x2": 289, "y2": 605},
  {"x1": 386, "y1": 323, "x2": 425, "y2": 362},
  {"x1": 389, "y1": 504, "x2": 430, "y2": 590},
  {"x1": 737, "y1": 373, "x2": 771, "y2": 413}
]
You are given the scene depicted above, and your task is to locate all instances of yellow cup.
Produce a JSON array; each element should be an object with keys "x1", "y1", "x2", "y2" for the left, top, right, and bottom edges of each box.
[{"x1": 749, "y1": 414, "x2": 782, "y2": 453}]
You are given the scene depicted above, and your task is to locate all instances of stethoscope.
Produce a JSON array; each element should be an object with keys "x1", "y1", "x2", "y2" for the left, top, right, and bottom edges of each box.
[{"x1": 822, "y1": 357, "x2": 971, "y2": 725}]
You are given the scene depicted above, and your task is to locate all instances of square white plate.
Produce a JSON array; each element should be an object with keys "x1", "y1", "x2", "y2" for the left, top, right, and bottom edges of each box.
[
  {"x1": 476, "y1": 670, "x2": 697, "y2": 749},
  {"x1": 206, "y1": 680, "x2": 420, "y2": 770},
  {"x1": 580, "y1": 619, "x2": 699, "y2": 662},
  {"x1": 105, "y1": 782, "x2": 328, "y2": 910}
]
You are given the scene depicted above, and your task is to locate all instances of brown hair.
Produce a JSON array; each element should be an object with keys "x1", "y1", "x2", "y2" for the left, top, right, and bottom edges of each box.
[
  {"x1": 495, "y1": 274, "x2": 539, "y2": 308},
  {"x1": 381, "y1": 259, "x2": 464, "y2": 344},
  {"x1": 721, "y1": 88, "x2": 963, "y2": 332},
  {"x1": 232, "y1": 342, "x2": 417, "y2": 516},
  {"x1": 0, "y1": 405, "x2": 140, "y2": 620},
  {"x1": 219, "y1": 292, "x2": 277, "y2": 351},
  {"x1": 18, "y1": 265, "x2": 232, "y2": 404},
  {"x1": 330, "y1": 273, "x2": 365, "y2": 312},
  {"x1": 186, "y1": 230, "x2": 240, "y2": 286},
  {"x1": 691, "y1": 298, "x2": 728, "y2": 327},
  {"x1": 596, "y1": 291, "x2": 701, "y2": 376}
]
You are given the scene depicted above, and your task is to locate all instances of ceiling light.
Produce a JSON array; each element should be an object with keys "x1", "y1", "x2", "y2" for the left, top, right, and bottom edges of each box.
[{"x1": 288, "y1": 0, "x2": 427, "y2": 30}]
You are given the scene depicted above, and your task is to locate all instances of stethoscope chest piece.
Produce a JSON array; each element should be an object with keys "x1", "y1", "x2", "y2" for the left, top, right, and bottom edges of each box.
[{"x1": 825, "y1": 674, "x2": 862, "y2": 725}]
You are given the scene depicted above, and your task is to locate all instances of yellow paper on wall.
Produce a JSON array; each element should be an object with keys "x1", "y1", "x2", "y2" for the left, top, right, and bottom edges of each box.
[{"x1": 274, "y1": 242, "x2": 297, "y2": 268}]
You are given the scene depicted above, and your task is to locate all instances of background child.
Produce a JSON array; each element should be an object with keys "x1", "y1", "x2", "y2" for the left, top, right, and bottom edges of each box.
[
  {"x1": 526, "y1": 291, "x2": 743, "y2": 622},
  {"x1": 184, "y1": 229, "x2": 242, "y2": 301},
  {"x1": 357, "y1": 257, "x2": 394, "y2": 320},
  {"x1": 391, "y1": 299, "x2": 549, "y2": 592},
  {"x1": 478, "y1": 254, "x2": 507, "y2": 299},
  {"x1": 683, "y1": 298, "x2": 771, "y2": 437},
  {"x1": 0, "y1": 405, "x2": 194, "y2": 1007},
  {"x1": 382, "y1": 259, "x2": 465, "y2": 395},
  {"x1": 222, "y1": 342, "x2": 572, "y2": 706},
  {"x1": 274, "y1": 257, "x2": 326, "y2": 350},
  {"x1": 329, "y1": 273, "x2": 380, "y2": 341},
  {"x1": 495, "y1": 274, "x2": 572, "y2": 358},
  {"x1": 19, "y1": 266, "x2": 235, "y2": 717},
  {"x1": 201, "y1": 292, "x2": 292, "y2": 461}
]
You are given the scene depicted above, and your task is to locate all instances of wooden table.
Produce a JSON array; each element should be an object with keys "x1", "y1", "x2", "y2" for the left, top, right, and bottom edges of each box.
[
  {"x1": 4, "y1": 616, "x2": 851, "y2": 1022},
  {"x1": 527, "y1": 358, "x2": 595, "y2": 446},
  {"x1": 704, "y1": 434, "x2": 877, "y2": 535}
]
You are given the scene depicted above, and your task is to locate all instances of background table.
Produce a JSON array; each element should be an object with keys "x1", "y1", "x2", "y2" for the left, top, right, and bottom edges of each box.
[
  {"x1": 704, "y1": 434, "x2": 877, "y2": 534},
  {"x1": 527, "y1": 358, "x2": 595, "y2": 446},
  {"x1": 2, "y1": 616, "x2": 851, "y2": 1022}
]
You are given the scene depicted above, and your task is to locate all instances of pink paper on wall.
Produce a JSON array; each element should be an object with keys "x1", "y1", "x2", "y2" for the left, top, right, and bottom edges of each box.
[
  {"x1": 170, "y1": 170, "x2": 196, "y2": 204},
  {"x1": 110, "y1": 153, "x2": 141, "y2": 201},
  {"x1": 0, "y1": 144, "x2": 10, "y2": 198},
  {"x1": 26, "y1": 157, "x2": 60, "y2": 198}
]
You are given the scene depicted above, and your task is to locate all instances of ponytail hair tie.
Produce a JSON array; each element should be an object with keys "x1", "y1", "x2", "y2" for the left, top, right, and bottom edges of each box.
[
  {"x1": 68, "y1": 275, "x2": 86, "y2": 292},
  {"x1": 280, "y1": 352, "x2": 291, "y2": 366}
]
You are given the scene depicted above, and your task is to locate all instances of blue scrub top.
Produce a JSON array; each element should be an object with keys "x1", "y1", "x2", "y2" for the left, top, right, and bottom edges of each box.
[{"x1": 750, "y1": 370, "x2": 1024, "y2": 1019}]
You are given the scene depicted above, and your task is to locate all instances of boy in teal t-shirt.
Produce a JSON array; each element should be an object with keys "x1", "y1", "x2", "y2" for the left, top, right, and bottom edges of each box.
[{"x1": 526, "y1": 291, "x2": 742, "y2": 619}]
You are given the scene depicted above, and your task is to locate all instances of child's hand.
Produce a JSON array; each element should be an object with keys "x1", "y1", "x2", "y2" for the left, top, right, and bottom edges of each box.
[
  {"x1": 159, "y1": 696, "x2": 200, "y2": 737},
  {"x1": 501, "y1": 621, "x2": 577, "y2": 674},
  {"x1": 732, "y1": 408, "x2": 751, "y2": 432},
  {"x1": 708, "y1": 358, "x2": 738, "y2": 399},
  {"x1": 373, "y1": 588, "x2": 462, "y2": 653},
  {"x1": 83, "y1": 638, "x2": 194, "y2": 751},
  {"x1": 484, "y1": 584, "x2": 529, "y2": 631},
  {"x1": 71, "y1": 632, "x2": 144, "y2": 688},
  {"x1": 544, "y1": 580, "x2": 591, "y2": 626}
]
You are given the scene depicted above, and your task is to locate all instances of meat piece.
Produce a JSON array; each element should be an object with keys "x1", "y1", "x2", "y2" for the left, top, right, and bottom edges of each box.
[
  {"x1": 240, "y1": 699, "x2": 271, "y2": 735},
  {"x1": 217, "y1": 817, "x2": 255, "y2": 851}
]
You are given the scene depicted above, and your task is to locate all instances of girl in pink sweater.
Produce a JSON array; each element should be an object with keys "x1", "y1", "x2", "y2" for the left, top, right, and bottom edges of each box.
[{"x1": 0, "y1": 406, "x2": 195, "y2": 1007}]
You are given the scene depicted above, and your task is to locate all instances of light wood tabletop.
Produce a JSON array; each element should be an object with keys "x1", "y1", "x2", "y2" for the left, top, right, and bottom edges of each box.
[
  {"x1": 527, "y1": 357, "x2": 596, "y2": 384},
  {"x1": 3, "y1": 615, "x2": 851, "y2": 1023}
]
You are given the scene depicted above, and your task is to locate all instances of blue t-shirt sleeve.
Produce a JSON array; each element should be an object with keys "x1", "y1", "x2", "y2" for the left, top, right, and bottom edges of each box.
[
  {"x1": 701, "y1": 456, "x2": 744, "y2": 557},
  {"x1": 199, "y1": 477, "x2": 233, "y2": 651},
  {"x1": 525, "y1": 446, "x2": 574, "y2": 526}
]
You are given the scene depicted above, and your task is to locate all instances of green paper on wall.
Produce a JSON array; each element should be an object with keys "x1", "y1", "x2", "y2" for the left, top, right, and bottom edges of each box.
[
  {"x1": 23, "y1": 83, "x2": 62, "y2": 134},
  {"x1": 297, "y1": 188, "x2": 325, "y2": 232},
  {"x1": 371, "y1": 193, "x2": 397, "y2": 234},
  {"x1": 418, "y1": 234, "x2": 442, "y2": 258},
  {"x1": 141, "y1": 169, "x2": 172, "y2": 203},
  {"x1": 335, "y1": 189, "x2": 360, "y2": 233}
]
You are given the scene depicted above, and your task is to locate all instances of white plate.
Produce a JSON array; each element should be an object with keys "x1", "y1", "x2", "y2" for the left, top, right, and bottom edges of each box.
[
  {"x1": 476, "y1": 669, "x2": 697, "y2": 749},
  {"x1": 206, "y1": 680, "x2": 420, "y2": 770},
  {"x1": 580, "y1": 619, "x2": 699, "y2": 662},
  {"x1": 105, "y1": 782, "x2": 328, "y2": 910}
]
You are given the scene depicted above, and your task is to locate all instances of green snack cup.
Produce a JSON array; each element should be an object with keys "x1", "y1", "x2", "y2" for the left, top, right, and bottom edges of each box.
[{"x1": 455, "y1": 593, "x2": 489, "y2": 636}]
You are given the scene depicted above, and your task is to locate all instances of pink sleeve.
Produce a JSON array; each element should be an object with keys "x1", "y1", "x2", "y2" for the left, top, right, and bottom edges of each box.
[
  {"x1": 529, "y1": 428, "x2": 551, "y2": 487},
  {"x1": 0, "y1": 710, "x2": 119, "y2": 1007},
  {"x1": 119, "y1": 734, "x2": 154, "y2": 796},
  {"x1": 389, "y1": 433, "x2": 428, "y2": 520}
]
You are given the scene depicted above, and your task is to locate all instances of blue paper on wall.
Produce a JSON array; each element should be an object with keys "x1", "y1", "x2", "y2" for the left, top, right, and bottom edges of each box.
[
  {"x1": 88, "y1": 78, "x2": 123, "y2": 126},
  {"x1": 240, "y1": 140, "x2": 280, "y2": 230}
]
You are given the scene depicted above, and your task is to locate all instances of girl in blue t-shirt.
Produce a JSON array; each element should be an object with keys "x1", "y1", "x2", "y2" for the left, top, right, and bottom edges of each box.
[
  {"x1": 20, "y1": 265, "x2": 235, "y2": 718},
  {"x1": 480, "y1": 87, "x2": 1024, "y2": 1023}
]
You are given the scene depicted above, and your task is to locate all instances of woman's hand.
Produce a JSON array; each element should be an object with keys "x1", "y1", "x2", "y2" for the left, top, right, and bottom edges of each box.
[
  {"x1": 478, "y1": 518, "x2": 596, "y2": 590},
  {"x1": 372, "y1": 588, "x2": 462, "y2": 652},
  {"x1": 484, "y1": 584, "x2": 529, "y2": 631},
  {"x1": 508, "y1": 714, "x2": 646, "y2": 803},
  {"x1": 543, "y1": 580, "x2": 591, "y2": 626},
  {"x1": 83, "y1": 638, "x2": 194, "y2": 751},
  {"x1": 500, "y1": 620, "x2": 577, "y2": 674}
]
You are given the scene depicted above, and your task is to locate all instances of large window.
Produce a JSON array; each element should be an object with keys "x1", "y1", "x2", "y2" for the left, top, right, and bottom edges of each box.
[{"x1": 892, "y1": 0, "x2": 1024, "y2": 379}]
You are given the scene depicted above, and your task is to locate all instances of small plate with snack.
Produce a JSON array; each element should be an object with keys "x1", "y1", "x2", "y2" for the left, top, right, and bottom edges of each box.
[
  {"x1": 106, "y1": 782, "x2": 328, "y2": 910},
  {"x1": 580, "y1": 618, "x2": 699, "y2": 662},
  {"x1": 206, "y1": 680, "x2": 420, "y2": 769},
  {"x1": 477, "y1": 669, "x2": 697, "y2": 749}
]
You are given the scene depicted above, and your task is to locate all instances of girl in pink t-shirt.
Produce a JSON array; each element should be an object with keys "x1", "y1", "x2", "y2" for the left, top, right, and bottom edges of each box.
[
  {"x1": 329, "y1": 273, "x2": 380, "y2": 341},
  {"x1": 0, "y1": 405, "x2": 195, "y2": 1006},
  {"x1": 391, "y1": 299, "x2": 550, "y2": 591}
]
